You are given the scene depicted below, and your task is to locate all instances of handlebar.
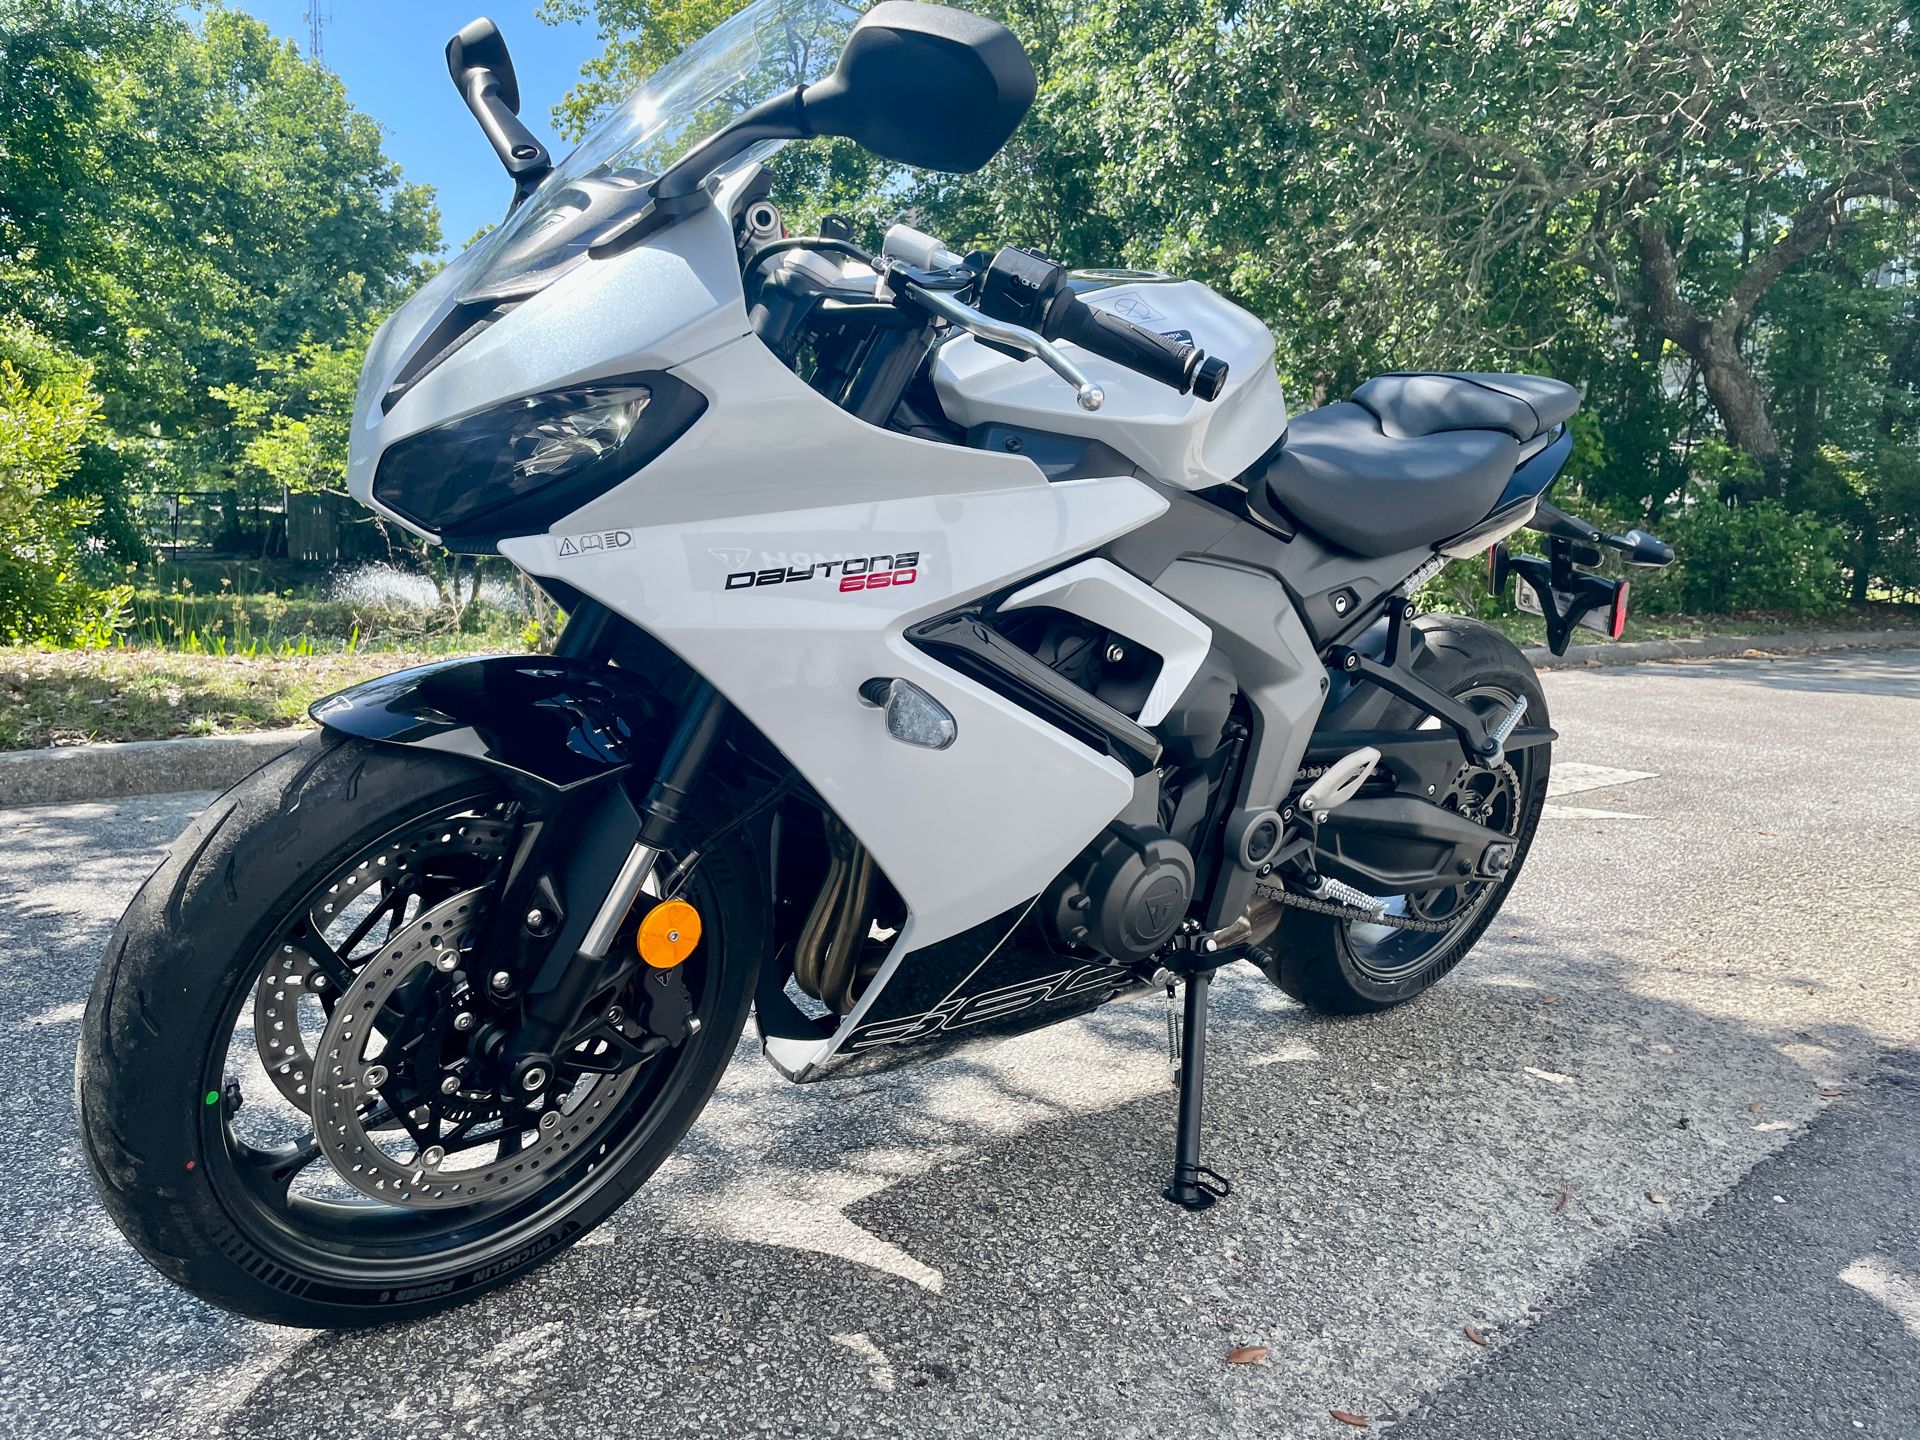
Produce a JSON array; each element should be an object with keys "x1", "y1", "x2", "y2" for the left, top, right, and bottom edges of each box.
[
  {"x1": 894, "y1": 239, "x2": 1231, "y2": 404},
  {"x1": 1047, "y1": 293, "x2": 1228, "y2": 400},
  {"x1": 905, "y1": 282, "x2": 1106, "y2": 412}
]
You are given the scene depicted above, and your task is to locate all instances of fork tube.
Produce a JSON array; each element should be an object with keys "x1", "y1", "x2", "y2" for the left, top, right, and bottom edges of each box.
[
  {"x1": 512, "y1": 682, "x2": 729, "y2": 1059},
  {"x1": 553, "y1": 596, "x2": 613, "y2": 660}
]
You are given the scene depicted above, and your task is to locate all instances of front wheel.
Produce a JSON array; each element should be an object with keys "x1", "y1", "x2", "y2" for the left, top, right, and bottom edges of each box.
[
  {"x1": 1262, "y1": 614, "x2": 1551, "y2": 1013},
  {"x1": 76, "y1": 733, "x2": 763, "y2": 1327}
]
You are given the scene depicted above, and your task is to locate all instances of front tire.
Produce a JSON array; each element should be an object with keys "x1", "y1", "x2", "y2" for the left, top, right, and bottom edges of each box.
[
  {"x1": 1264, "y1": 614, "x2": 1551, "y2": 1013},
  {"x1": 76, "y1": 732, "x2": 763, "y2": 1327}
]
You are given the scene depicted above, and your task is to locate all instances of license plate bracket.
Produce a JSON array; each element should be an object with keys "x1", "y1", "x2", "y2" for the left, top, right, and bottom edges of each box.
[{"x1": 1490, "y1": 538, "x2": 1629, "y2": 656}]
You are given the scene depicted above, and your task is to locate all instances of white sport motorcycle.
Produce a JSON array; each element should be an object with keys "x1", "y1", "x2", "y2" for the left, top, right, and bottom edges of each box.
[{"x1": 79, "y1": 0, "x2": 1672, "y2": 1327}]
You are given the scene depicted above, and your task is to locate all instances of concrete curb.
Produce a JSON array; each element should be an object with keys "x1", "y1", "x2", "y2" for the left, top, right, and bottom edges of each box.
[
  {"x1": 1525, "y1": 627, "x2": 1920, "y2": 670},
  {"x1": 0, "y1": 628, "x2": 1915, "y2": 809},
  {"x1": 0, "y1": 728, "x2": 305, "y2": 810}
]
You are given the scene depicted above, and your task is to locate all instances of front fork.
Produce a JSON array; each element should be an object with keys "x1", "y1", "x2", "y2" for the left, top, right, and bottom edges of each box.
[{"x1": 486, "y1": 609, "x2": 735, "y2": 1093}]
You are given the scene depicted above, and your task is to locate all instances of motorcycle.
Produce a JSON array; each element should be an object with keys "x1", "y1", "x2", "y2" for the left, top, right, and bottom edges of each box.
[{"x1": 77, "y1": 0, "x2": 1674, "y2": 1327}]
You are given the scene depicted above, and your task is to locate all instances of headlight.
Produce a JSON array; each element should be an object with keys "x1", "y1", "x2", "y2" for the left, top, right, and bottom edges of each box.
[{"x1": 372, "y1": 372, "x2": 706, "y2": 547}]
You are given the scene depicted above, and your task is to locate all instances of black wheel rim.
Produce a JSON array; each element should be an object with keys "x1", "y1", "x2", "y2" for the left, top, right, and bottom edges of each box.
[
  {"x1": 1340, "y1": 684, "x2": 1534, "y2": 985},
  {"x1": 200, "y1": 794, "x2": 722, "y2": 1283}
]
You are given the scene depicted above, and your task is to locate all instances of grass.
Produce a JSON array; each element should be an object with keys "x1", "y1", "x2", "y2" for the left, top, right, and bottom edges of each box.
[
  {"x1": 7, "y1": 598, "x2": 1915, "y2": 750},
  {"x1": 121, "y1": 588, "x2": 530, "y2": 655},
  {"x1": 0, "y1": 648, "x2": 486, "y2": 750}
]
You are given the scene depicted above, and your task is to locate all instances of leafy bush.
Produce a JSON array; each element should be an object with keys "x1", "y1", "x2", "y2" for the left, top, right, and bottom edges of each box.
[
  {"x1": 0, "y1": 324, "x2": 128, "y2": 643},
  {"x1": 1633, "y1": 494, "x2": 1845, "y2": 615}
]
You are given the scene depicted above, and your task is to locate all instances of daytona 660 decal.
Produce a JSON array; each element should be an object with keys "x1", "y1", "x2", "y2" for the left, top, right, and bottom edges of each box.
[{"x1": 722, "y1": 549, "x2": 920, "y2": 594}]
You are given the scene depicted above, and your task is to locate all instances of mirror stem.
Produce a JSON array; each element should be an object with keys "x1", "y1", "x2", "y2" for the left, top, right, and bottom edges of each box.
[
  {"x1": 652, "y1": 87, "x2": 809, "y2": 203},
  {"x1": 458, "y1": 68, "x2": 553, "y2": 202}
]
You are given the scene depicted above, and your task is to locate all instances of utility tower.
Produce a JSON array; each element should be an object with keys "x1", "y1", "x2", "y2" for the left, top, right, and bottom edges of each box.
[{"x1": 305, "y1": 3, "x2": 329, "y2": 66}]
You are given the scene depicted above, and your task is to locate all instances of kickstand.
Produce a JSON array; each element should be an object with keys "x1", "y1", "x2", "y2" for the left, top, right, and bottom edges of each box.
[{"x1": 1162, "y1": 966, "x2": 1231, "y2": 1211}]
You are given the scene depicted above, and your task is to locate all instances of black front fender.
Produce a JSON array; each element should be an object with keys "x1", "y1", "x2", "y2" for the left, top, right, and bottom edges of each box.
[{"x1": 309, "y1": 655, "x2": 671, "y2": 794}]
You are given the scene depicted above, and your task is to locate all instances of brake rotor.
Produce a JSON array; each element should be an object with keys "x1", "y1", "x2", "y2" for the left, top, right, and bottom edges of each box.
[
  {"x1": 252, "y1": 806, "x2": 515, "y2": 1110},
  {"x1": 310, "y1": 888, "x2": 644, "y2": 1209}
]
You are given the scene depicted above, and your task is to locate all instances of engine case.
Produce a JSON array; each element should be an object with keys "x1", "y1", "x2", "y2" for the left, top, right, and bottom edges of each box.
[{"x1": 1046, "y1": 823, "x2": 1195, "y2": 963}]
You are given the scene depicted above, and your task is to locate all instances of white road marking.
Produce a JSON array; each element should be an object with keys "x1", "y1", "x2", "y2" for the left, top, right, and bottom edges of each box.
[
  {"x1": 1543, "y1": 761, "x2": 1658, "y2": 820},
  {"x1": 1841, "y1": 1257, "x2": 1920, "y2": 1341},
  {"x1": 1548, "y1": 762, "x2": 1658, "y2": 798},
  {"x1": 833, "y1": 1331, "x2": 898, "y2": 1392}
]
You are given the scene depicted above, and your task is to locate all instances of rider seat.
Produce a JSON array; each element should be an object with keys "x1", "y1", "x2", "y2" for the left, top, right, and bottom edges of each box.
[{"x1": 1254, "y1": 372, "x2": 1580, "y2": 558}]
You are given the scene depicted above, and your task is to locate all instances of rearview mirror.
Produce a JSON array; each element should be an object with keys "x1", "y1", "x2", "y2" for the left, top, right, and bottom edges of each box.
[
  {"x1": 802, "y1": 1, "x2": 1037, "y2": 172},
  {"x1": 447, "y1": 17, "x2": 552, "y2": 201},
  {"x1": 636, "y1": 3, "x2": 1037, "y2": 231},
  {"x1": 447, "y1": 17, "x2": 522, "y2": 113}
]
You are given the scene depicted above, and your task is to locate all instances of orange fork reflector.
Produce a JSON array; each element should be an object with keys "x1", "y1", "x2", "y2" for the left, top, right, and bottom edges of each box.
[{"x1": 637, "y1": 898, "x2": 702, "y2": 969}]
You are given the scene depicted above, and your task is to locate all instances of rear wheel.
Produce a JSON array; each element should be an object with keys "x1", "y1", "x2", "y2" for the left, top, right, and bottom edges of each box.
[
  {"x1": 1263, "y1": 614, "x2": 1550, "y2": 1013},
  {"x1": 77, "y1": 732, "x2": 764, "y2": 1328}
]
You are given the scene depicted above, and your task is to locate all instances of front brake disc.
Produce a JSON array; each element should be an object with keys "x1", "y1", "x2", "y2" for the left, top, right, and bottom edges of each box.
[
  {"x1": 310, "y1": 889, "x2": 641, "y2": 1209},
  {"x1": 253, "y1": 807, "x2": 516, "y2": 1110}
]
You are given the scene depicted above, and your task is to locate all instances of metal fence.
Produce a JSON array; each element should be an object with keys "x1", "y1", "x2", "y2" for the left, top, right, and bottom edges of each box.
[{"x1": 134, "y1": 489, "x2": 387, "y2": 563}]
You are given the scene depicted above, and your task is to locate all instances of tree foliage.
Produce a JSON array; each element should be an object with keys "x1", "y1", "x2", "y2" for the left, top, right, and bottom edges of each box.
[
  {"x1": 0, "y1": 0, "x2": 438, "y2": 553},
  {"x1": 0, "y1": 323, "x2": 125, "y2": 642},
  {"x1": 548, "y1": 0, "x2": 1920, "y2": 604}
]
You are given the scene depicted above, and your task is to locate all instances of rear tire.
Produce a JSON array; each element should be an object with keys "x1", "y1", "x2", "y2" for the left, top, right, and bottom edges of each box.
[
  {"x1": 1264, "y1": 614, "x2": 1550, "y2": 1013},
  {"x1": 76, "y1": 731, "x2": 764, "y2": 1327}
]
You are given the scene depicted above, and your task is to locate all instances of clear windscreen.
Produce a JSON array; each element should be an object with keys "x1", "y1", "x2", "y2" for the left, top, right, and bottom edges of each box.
[{"x1": 458, "y1": 0, "x2": 860, "y2": 301}]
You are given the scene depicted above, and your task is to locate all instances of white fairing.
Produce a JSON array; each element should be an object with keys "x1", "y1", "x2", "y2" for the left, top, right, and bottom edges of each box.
[
  {"x1": 1002, "y1": 558, "x2": 1211, "y2": 726},
  {"x1": 346, "y1": 194, "x2": 1259, "y2": 1067},
  {"x1": 350, "y1": 203, "x2": 754, "y2": 518},
  {"x1": 931, "y1": 276, "x2": 1287, "y2": 489}
]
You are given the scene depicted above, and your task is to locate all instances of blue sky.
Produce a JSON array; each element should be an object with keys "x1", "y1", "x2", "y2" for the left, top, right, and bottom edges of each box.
[{"x1": 228, "y1": 3, "x2": 606, "y2": 250}]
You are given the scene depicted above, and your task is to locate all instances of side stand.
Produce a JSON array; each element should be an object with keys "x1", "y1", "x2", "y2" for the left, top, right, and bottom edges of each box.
[{"x1": 1162, "y1": 966, "x2": 1231, "y2": 1211}]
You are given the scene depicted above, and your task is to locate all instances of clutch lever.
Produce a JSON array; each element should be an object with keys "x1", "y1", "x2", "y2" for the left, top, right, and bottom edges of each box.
[{"x1": 904, "y1": 281, "x2": 1106, "y2": 413}]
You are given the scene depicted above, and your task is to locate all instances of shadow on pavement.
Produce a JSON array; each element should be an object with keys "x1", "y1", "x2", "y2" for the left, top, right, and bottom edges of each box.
[{"x1": 0, "y1": 715, "x2": 1911, "y2": 1440}]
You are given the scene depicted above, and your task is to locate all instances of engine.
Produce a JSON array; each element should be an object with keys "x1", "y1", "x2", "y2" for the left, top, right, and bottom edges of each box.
[{"x1": 1045, "y1": 823, "x2": 1195, "y2": 963}]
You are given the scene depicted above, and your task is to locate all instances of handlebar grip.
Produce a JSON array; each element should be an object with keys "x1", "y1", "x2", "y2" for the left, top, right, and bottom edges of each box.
[
  {"x1": 882, "y1": 222, "x2": 964, "y2": 271},
  {"x1": 1050, "y1": 296, "x2": 1228, "y2": 400}
]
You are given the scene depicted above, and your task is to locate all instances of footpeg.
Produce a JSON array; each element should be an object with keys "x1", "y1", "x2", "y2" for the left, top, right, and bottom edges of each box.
[
  {"x1": 1489, "y1": 695, "x2": 1527, "y2": 749},
  {"x1": 1307, "y1": 874, "x2": 1389, "y2": 918},
  {"x1": 1297, "y1": 746, "x2": 1380, "y2": 821}
]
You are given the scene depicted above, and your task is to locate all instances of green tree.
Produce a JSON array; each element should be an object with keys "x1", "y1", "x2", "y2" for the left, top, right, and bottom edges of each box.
[
  {"x1": 1203, "y1": 0, "x2": 1920, "y2": 485},
  {"x1": 0, "y1": 322, "x2": 124, "y2": 642},
  {"x1": 1, "y1": 0, "x2": 439, "y2": 549},
  {"x1": 211, "y1": 328, "x2": 369, "y2": 496},
  {"x1": 556, "y1": 0, "x2": 1920, "y2": 603}
]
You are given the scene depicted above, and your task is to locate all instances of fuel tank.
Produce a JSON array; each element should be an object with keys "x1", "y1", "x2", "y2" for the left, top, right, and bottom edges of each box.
[{"x1": 930, "y1": 271, "x2": 1287, "y2": 490}]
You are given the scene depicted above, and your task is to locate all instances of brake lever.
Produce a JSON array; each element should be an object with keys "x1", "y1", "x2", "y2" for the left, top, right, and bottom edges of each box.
[{"x1": 905, "y1": 282, "x2": 1105, "y2": 412}]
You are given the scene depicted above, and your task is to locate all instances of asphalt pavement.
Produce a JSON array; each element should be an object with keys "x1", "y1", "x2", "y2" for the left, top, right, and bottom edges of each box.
[{"x1": 1, "y1": 649, "x2": 1916, "y2": 1439}]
